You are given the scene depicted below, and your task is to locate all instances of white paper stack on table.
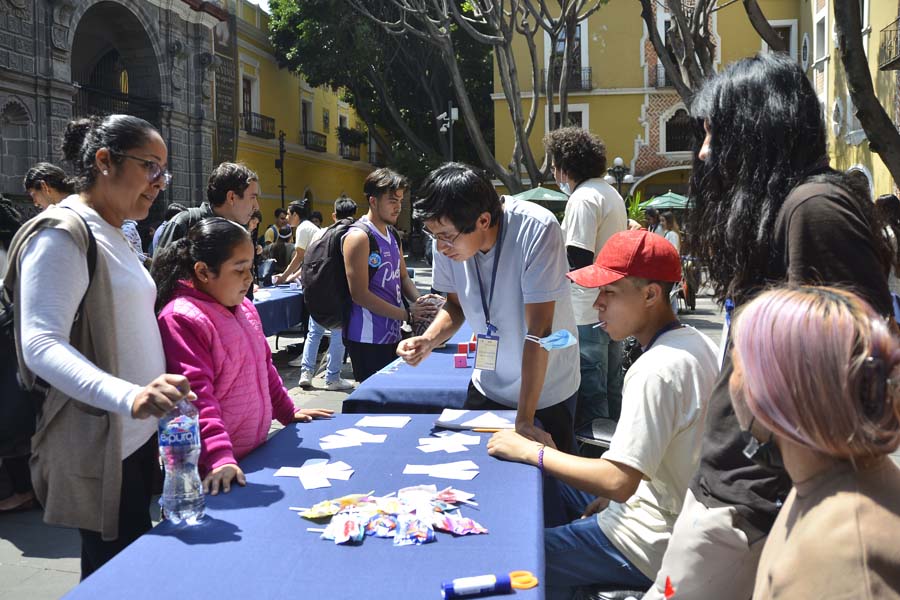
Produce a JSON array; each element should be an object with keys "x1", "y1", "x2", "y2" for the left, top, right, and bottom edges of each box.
[
  {"x1": 403, "y1": 460, "x2": 480, "y2": 480},
  {"x1": 434, "y1": 409, "x2": 517, "y2": 431},
  {"x1": 355, "y1": 415, "x2": 411, "y2": 428},
  {"x1": 320, "y1": 428, "x2": 387, "y2": 450},
  {"x1": 275, "y1": 459, "x2": 354, "y2": 490}
]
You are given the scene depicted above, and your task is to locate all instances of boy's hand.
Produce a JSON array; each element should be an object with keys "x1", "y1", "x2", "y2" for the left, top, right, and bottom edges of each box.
[
  {"x1": 581, "y1": 496, "x2": 610, "y2": 518},
  {"x1": 203, "y1": 464, "x2": 246, "y2": 495},
  {"x1": 293, "y1": 408, "x2": 335, "y2": 422},
  {"x1": 396, "y1": 336, "x2": 436, "y2": 366},
  {"x1": 486, "y1": 430, "x2": 539, "y2": 464}
]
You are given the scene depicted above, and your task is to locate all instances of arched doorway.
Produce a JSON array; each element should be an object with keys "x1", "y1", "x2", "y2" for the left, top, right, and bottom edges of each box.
[{"x1": 70, "y1": 2, "x2": 162, "y2": 127}]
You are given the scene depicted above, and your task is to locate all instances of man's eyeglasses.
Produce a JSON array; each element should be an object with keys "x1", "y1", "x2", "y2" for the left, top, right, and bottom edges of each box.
[
  {"x1": 113, "y1": 152, "x2": 173, "y2": 189},
  {"x1": 422, "y1": 226, "x2": 465, "y2": 248}
]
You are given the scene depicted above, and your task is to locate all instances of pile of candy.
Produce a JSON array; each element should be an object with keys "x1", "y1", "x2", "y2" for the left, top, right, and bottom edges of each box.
[{"x1": 295, "y1": 484, "x2": 488, "y2": 546}]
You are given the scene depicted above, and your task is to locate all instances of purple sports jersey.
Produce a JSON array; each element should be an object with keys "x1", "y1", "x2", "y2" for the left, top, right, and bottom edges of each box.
[{"x1": 345, "y1": 219, "x2": 402, "y2": 344}]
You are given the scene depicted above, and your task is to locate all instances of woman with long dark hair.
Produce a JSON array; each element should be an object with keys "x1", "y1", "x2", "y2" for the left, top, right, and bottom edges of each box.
[
  {"x1": 643, "y1": 52, "x2": 893, "y2": 600},
  {"x1": 3, "y1": 115, "x2": 192, "y2": 578},
  {"x1": 23, "y1": 162, "x2": 75, "y2": 210}
]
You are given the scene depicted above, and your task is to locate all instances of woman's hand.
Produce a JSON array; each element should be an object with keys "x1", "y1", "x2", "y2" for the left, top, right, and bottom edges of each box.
[
  {"x1": 293, "y1": 408, "x2": 335, "y2": 422},
  {"x1": 131, "y1": 374, "x2": 193, "y2": 419},
  {"x1": 202, "y1": 464, "x2": 246, "y2": 495},
  {"x1": 487, "y1": 429, "x2": 543, "y2": 464}
]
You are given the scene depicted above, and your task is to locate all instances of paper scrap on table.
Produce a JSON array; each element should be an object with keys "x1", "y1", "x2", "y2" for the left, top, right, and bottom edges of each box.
[
  {"x1": 417, "y1": 432, "x2": 482, "y2": 454},
  {"x1": 403, "y1": 460, "x2": 479, "y2": 480},
  {"x1": 254, "y1": 290, "x2": 271, "y2": 300},
  {"x1": 355, "y1": 415, "x2": 411, "y2": 429},
  {"x1": 275, "y1": 459, "x2": 355, "y2": 490},
  {"x1": 319, "y1": 428, "x2": 387, "y2": 450}
]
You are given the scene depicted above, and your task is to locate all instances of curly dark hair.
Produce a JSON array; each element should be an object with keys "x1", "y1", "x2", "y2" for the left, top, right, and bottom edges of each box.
[
  {"x1": 686, "y1": 52, "x2": 891, "y2": 305},
  {"x1": 542, "y1": 126, "x2": 607, "y2": 183}
]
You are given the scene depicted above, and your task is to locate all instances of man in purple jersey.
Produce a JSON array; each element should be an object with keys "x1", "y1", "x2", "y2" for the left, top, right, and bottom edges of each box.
[{"x1": 342, "y1": 168, "x2": 436, "y2": 382}]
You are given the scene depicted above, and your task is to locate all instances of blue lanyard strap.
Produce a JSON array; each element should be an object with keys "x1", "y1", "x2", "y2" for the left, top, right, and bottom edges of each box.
[
  {"x1": 473, "y1": 218, "x2": 505, "y2": 335},
  {"x1": 643, "y1": 320, "x2": 682, "y2": 352}
]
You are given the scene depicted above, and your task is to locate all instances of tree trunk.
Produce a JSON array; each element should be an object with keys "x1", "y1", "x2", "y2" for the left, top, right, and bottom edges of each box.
[
  {"x1": 834, "y1": 0, "x2": 900, "y2": 188},
  {"x1": 742, "y1": 0, "x2": 786, "y2": 53},
  {"x1": 639, "y1": 0, "x2": 693, "y2": 105}
]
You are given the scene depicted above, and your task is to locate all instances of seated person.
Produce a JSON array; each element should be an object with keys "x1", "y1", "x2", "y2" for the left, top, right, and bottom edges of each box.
[
  {"x1": 728, "y1": 286, "x2": 900, "y2": 599},
  {"x1": 488, "y1": 230, "x2": 719, "y2": 599}
]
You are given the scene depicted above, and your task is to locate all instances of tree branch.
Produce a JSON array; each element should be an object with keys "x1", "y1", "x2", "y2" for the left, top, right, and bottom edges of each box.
[{"x1": 741, "y1": 0, "x2": 786, "y2": 53}]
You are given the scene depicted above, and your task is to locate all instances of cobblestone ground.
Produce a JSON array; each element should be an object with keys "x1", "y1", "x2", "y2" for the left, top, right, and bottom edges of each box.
[{"x1": 0, "y1": 260, "x2": 736, "y2": 600}]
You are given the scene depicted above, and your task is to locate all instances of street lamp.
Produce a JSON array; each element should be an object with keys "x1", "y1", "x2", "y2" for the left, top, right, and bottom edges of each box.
[
  {"x1": 437, "y1": 100, "x2": 459, "y2": 162},
  {"x1": 606, "y1": 156, "x2": 631, "y2": 197}
]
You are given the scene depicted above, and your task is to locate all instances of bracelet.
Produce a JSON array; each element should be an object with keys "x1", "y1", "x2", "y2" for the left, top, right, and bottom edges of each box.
[{"x1": 537, "y1": 444, "x2": 545, "y2": 473}]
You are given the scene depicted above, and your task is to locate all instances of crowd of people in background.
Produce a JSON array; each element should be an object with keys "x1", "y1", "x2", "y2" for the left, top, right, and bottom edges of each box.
[{"x1": 0, "y1": 49, "x2": 899, "y2": 600}]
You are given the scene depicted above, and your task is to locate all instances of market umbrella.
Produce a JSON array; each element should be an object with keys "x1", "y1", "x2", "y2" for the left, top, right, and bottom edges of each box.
[
  {"x1": 639, "y1": 191, "x2": 691, "y2": 210},
  {"x1": 512, "y1": 186, "x2": 569, "y2": 204}
]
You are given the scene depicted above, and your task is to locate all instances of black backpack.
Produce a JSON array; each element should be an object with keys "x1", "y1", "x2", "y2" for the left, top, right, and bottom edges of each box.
[
  {"x1": 301, "y1": 219, "x2": 398, "y2": 330},
  {"x1": 0, "y1": 209, "x2": 97, "y2": 457}
]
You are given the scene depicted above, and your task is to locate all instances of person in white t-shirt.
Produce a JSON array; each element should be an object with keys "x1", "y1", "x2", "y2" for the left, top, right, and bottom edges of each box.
[
  {"x1": 544, "y1": 127, "x2": 627, "y2": 426},
  {"x1": 398, "y1": 163, "x2": 580, "y2": 451},
  {"x1": 487, "y1": 230, "x2": 719, "y2": 599},
  {"x1": 274, "y1": 199, "x2": 320, "y2": 284}
]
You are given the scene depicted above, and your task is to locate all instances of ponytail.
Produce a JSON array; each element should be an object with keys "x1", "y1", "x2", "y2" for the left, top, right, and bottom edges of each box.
[{"x1": 151, "y1": 238, "x2": 194, "y2": 312}]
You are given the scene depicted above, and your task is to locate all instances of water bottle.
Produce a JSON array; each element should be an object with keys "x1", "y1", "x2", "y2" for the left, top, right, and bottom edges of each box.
[{"x1": 158, "y1": 399, "x2": 205, "y2": 524}]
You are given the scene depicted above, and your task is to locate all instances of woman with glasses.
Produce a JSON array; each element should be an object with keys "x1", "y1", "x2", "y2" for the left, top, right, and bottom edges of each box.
[
  {"x1": 729, "y1": 286, "x2": 900, "y2": 599},
  {"x1": 3, "y1": 114, "x2": 191, "y2": 578}
]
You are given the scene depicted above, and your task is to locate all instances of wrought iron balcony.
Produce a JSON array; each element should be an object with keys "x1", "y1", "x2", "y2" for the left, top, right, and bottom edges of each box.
[
  {"x1": 652, "y1": 63, "x2": 675, "y2": 88},
  {"x1": 540, "y1": 67, "x2": 592, "y2": 92},
  {"x1": 368, "y1": 148, "x2": 386, "y2": 167},
  {"x1": 880, "y1": 17, "x2": 900, "y2": 70},
  {"x1": 301, "y1": 130, "x2": 327, "y2": 152},
  {"x1": 241, "y1": 112, "x2": 275, "y2": 139},
  {"x1": 340, "y1": 143, "x2": 360, "y2": 161}
]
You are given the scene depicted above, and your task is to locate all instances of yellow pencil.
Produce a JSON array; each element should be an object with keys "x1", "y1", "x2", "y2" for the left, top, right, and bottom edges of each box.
[{"x1": 472, "y1": 428, "x2": 501, "y2": 433}]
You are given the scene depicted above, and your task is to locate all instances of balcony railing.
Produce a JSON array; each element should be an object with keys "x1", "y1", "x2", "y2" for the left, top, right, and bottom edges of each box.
[
  {"x1": 241, "y1": 112, "x2": 275, "y2": 139},
  {"x1": 340, "y1": 143, "x2": 361, "y2": 161},
  {"x1": 880, "y1": 17, "x2": 900, "y2": 70},
  {"x1": 368, "y1": 148, "x2": 386, "y2": 167},
  {"x1": 540, "y1": 67, "x2": 592, "y2": 93},
  {"x1": 652, "y1": 63, "x2": 675, "y2": 88},
  {"x1": 301, "y1": 130, "x2": 327, "y2": 152}
]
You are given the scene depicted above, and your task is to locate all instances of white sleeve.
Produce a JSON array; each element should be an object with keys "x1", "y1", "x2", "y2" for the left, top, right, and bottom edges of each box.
[
  {"x1": 431, "y1": 243, "x2": 457, "y2": 293},
  {"x1": 18, "y1": 229, "x2": 141, "y2": 416},
  {"x1": 561, "y1": 194, "x2": 599, "y2": 252}
]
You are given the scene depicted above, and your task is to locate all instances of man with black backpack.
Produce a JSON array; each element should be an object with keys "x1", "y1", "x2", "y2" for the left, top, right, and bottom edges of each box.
[{"x1": 341, "y1": 169, "x2": 435, "y2": 382}]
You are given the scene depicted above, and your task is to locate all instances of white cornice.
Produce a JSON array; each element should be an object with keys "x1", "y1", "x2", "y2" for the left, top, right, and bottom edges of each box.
[
  {"x1": 238, "y1": 36, "x2": 278, "y2": 64},
  {"x1": 150, "y1": 0, "x2": 221, "y2": 30}
]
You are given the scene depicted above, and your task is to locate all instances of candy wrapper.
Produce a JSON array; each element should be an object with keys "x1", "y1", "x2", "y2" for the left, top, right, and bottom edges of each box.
[
  {"x1": 365, "y1": 513, "x2": 398, "y2": 538},
  {"x1": 393, "y1": 512, "x2": 436, "y2": 546},
  {"x1": 411, "y1": 295, "x2": 446, "y2": 337},
  {"x1": 322, "y1": 510, "x2": 367, "y2": 544},
  {"x1": 433, "y1": 512, "x2": 488, "y2": 536},
  {"x1": 300, "y1": 493, "x2": 375, "y2": 519}
]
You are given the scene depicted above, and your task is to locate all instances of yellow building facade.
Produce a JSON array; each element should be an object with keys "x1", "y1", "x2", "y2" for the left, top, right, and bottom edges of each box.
[
  {"x1": 493, "y1": 0, "x2": 900, "y2": 199},
  {"x1": 226, "y1": 0, "x2": 376, "y2": 229}
]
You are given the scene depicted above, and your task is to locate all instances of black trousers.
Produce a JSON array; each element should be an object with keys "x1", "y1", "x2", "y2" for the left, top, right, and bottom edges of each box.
[
  {"x1": 2, "y1": 454, "x2": 32, "y2": 494},
  {"x1": 78, "y1": 435, "x2": 157, "y2": 580},
  {"x1": 343, "y1": 338, "x2": 399, "y2": 383},
  {"x1": 465, "y1": 382, "x2": 576, "y2": 453}
]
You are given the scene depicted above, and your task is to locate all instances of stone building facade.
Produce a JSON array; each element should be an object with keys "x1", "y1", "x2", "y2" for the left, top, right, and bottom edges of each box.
[{"x1": 0, "y1": 0, "x2": 225, "y2": 209}]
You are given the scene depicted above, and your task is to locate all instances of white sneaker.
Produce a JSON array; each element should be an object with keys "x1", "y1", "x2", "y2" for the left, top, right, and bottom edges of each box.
[
  {"x1": 298, "y1": 370, "x2": 313, "y2": 388},
  {"x1": 324, "y1": 378, "x2": 354, "y2": 391},
  {"x1": 287, "y1": 355, "x2": 304, "y2": 367}
]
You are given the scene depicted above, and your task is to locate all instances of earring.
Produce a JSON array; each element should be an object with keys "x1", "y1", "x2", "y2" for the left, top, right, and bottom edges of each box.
[{"x1": 102, "y1": 169, "x2": 109, "y2": 176}]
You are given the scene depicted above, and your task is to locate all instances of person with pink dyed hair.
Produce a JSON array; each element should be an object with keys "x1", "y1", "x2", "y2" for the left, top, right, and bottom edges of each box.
[{"x1": 729, "y1": 286, "x2": 900, "y2": 599}]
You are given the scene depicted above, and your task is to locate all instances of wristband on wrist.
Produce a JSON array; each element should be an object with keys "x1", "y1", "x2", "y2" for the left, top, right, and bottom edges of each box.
[{"x1": 537, "y1": 444, "x2": 545, "y2": 473}]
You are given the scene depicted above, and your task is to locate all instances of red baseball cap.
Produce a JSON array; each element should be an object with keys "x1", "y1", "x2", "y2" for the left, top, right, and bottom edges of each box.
[{"x1": 567, "y1": 230, "x2": 682, "y2": 288}]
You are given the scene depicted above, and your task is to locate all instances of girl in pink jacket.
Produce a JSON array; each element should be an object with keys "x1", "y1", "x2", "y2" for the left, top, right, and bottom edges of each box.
[{"x1": 152, "y1": 217, "x2": 332, "y2": 495}]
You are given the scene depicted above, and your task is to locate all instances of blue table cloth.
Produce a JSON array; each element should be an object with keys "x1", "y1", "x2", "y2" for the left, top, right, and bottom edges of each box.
[
  {"x1": 343, "y1": 326, "x2": 475, "y2": 414},
  {"x1": 63, "y1": 414, "x2": 544, "y2": 600},
  {"x1": 252, "y1": 285, "x2": 306, "y2": 337}
]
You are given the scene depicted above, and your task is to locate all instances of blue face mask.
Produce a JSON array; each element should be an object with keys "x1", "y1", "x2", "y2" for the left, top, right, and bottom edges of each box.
[
  {"x1": 559, "y1": 182, "x2": 571, "y2": 196},
  {"x1": 525, "y1": 329, "x2": 577, "y2": 351}
]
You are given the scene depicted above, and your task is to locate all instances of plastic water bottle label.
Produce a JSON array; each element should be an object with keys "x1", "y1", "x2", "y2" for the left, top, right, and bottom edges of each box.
[{"x1": 159, "y1": 420, "x2": 199, "y2": 447}]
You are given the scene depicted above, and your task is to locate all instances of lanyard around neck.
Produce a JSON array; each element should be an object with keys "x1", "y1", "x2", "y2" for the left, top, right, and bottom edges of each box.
[{"x1": 473, "y1": 217, "x2": 505, "y2": 335}]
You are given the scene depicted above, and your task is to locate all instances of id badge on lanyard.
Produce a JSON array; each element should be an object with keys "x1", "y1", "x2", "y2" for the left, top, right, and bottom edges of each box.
[{"x1": 473, "y1": 219, "x2": 504, "y2": 372}]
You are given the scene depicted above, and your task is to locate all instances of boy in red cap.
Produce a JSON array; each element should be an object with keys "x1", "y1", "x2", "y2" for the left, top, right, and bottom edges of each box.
[{"x1": 488, "y1": 230, "x2": 719, "y2": 599}]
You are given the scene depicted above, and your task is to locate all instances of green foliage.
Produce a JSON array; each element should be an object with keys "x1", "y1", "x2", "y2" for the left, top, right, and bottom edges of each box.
[
  {"x1": 626, "y1": 191, "x2": 645, "y2": 225},
  {"x1": 336, "y1": 126, "x2": 368, "y2": 147},
  {"x1": 268, "y1": 0, "x2": 492, "y2": 169}
]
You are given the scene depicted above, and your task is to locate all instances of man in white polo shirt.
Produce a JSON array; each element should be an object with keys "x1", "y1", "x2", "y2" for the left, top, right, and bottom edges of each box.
[
  {"x1": 544, "y1": 127, "x2": 627, "y2": 426},
  {"x1": 397, "y1": 163, "x2": 580, "y2": 451}
]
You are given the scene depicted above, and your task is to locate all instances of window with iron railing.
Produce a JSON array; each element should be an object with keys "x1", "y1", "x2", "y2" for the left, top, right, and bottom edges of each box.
[
  {"x1": 242, "y1": 112, "x2": 275, "y2": 139},
  {"x1": 301, "y1": 130, "x2": 327, "y2": 152}
]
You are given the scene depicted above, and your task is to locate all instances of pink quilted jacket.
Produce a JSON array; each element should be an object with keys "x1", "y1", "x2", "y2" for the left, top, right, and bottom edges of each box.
[{"x1": 157, "y1": 283, "x2": 296, "y2": 476}]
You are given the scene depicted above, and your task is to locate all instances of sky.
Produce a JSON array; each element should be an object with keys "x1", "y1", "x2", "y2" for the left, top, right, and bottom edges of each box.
[{"x1": 245, "y1": 0, "x2": 270, "y2": 13}]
